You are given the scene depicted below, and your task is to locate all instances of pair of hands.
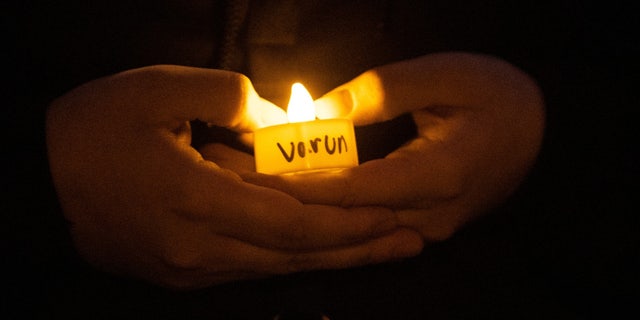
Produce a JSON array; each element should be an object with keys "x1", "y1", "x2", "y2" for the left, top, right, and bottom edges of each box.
[{"x1": 46, "y1": 52, "x2": 543, "y2": 289}]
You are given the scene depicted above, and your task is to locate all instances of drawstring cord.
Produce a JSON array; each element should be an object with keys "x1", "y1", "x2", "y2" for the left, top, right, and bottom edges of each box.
[{"x1": 218, "y1": 0, "x2": 250, "y2": 71}]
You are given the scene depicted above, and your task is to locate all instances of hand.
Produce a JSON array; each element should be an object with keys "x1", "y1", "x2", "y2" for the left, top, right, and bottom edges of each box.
[
  {"x1": 46, "y1": 65, "x2": 423, "y2": 289},
  {"x1": 243, "y1": 53, "x2": 545, "y2": 242}
]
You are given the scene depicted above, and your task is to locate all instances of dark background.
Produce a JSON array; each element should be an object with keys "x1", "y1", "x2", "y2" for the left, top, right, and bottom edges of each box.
[{"x1": 3, "y1": 1, "x2": 637, "y2": 319}]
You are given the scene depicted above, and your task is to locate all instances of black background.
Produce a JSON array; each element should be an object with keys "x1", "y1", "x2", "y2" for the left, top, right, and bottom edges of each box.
[{"x1": 3, "y1": 1, "x2": 637, "y2": 319}]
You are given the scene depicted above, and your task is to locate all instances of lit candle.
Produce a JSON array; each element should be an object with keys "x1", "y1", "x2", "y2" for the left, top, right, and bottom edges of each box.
[{"x1": 254, "y1": 83, "x2": 359, "y2": 175}]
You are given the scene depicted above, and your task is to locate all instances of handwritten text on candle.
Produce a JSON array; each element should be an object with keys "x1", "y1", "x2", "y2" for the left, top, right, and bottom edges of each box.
[{"x1": 276, "y1": 135, "x2": 349, "y2": 162}]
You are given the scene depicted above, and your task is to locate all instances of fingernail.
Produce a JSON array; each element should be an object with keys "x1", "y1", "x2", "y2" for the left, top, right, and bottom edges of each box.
[{"x1": 314, "y1": 89, "x2": 353, "y2": 119}]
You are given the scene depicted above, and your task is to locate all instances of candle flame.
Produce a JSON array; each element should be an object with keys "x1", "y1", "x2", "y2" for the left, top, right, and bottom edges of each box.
[{"x1": 287, "y1": 83, "x2": 316, "y2": 123}]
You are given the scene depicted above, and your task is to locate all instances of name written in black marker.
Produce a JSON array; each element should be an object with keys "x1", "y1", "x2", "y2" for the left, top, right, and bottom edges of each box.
[{"x1": 276, "y1": 135, "x2": 349, "y2": 162}]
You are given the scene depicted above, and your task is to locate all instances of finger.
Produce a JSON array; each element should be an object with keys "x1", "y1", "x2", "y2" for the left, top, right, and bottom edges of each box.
[
  {"x1": 314, "y1": 69, "x2": 386, "y2": 125},
  {"x1": 114, "y1": 65, "x2": 287, "y2": 131},
  {"x1": 240, "y1": 171, "x2": 478, "y2": 243},
  {"x1": 219, "y1": 186, "x2": 408, "y2": 251},
  {"x1": 242, "y1": 146, "x2": 461, "y2": 209},
  {"x1": 244, "y1": 228, "x2": 424, "y2": 275},
  {"x1": 183, "y1": 170, "x2": 413, "y2": 250},
  {"x1": 201, "y1": 229, "x2": 423, "y2": 276},
  {"x1": 156, "y1": 228, "x2": 423, "y2": 289},
  {"x1": 158, "y1": 112, "x2": 411, "y2": 251},
  {"x1": 199, "y1": 143, "x2": 255, "y2": 174},
  {"x1": 314, "y1": 52, "x2": 540, "y2": 126}
]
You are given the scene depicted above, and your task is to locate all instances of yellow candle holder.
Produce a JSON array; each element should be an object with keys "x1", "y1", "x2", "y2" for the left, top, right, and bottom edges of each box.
[{"x1": 254, "y1": 118, "x2": 358, "y2": 175}]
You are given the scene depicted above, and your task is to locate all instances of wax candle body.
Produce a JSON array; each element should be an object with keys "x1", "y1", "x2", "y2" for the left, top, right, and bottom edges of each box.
[{"x1": 254, "y1": 118, "x2": 358, "y2": 175}]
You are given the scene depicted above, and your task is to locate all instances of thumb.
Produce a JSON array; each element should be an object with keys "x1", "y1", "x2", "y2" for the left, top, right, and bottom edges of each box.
[
  {"x1": 117, "y1": 65, "x2": 287, "y2": 131},
  {"x1": 314, "y1": 52, "x2": 538, "y2": 127},
  {"x1": 314, "y1": 69, "x2": 387, "y2": 126},
  {"x1": 313, "y1": 59, "x2": 437, "y2": 126}
]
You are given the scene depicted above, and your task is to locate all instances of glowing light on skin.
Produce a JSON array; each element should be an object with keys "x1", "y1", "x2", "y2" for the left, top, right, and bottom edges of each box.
[
  {"x1": 244, "y1": 89, "x2": 287, "y2": 130},
  {"x1": 314, "y1": 70, "x2": 385, "y2": 125}
]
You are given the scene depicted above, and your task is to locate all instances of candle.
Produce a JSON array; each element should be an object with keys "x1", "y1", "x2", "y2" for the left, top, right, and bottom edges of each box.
[{"x1": 254, "y1": 83, "x2": 359, "y2": 175}]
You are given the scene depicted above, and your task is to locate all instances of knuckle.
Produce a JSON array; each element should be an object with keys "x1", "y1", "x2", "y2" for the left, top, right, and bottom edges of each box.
[
  {"x1": 282, "y1": 254, "x2": 315, "y2": 274},
  {"x1": 161, "y1": 241, "x2": 202, "y2": 271},
  {"x1": 338, "y1": 188, "x2": 358, "y2": 208},
  {"x1": 278, "y1": 222, "x2": 310, "y2": 249},
  {"x1": 338, "y1": 178, "x2": 358, "y2": 207}
]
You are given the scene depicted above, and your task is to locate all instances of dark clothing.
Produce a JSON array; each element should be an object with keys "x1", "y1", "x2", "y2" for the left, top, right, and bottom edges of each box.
[{"x1": 4, "y1": 1, "x2": 637, "y2": 319}]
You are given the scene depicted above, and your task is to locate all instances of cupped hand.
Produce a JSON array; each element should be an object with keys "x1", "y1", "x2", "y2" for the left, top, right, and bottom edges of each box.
[
  {"x1": 243, "y1": 53, "x2": 545, "y2": 241},
  {"x1": 46, "y1": 65, "x2": 423, "y2": 289}
]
